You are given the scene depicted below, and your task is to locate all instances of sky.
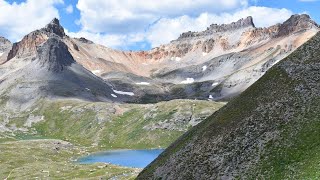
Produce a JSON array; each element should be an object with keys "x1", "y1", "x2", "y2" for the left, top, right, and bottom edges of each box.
[{"x1": 0, "y1": 0, "x2": 319, "y2": 50}]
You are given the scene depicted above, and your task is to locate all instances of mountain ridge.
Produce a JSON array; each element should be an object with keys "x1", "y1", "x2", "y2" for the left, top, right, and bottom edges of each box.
[{"x1": 0, "y1": 14, "x2": 319, "y2": 103}]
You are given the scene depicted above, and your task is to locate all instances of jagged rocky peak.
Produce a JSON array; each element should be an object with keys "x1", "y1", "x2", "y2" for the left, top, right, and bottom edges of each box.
[
  {"x1": 41, "y1": 18, "x2": 66, "y2": 38},
  {"x1": 208, "y1": 16, "x2": 255, "y2": 31},
  {"x1": 277, "y1": 14, "x2": 319, "y2": 37},
  {"x1": 0, "y1": 36, "x2": 11, "y2": 45},
  {"x1": 36, "y1": 37, "x2": 75, "y2": 72},
  {"x1": 178, "y1": 16, "x2": 255, "y2": 39},
  {"x1": 0, "y1": 36, "x2": 12, "y2": 52}
]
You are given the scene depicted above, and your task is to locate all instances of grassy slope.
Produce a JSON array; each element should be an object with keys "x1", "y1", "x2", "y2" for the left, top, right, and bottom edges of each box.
[
  {"x1": 138, "y1": 32, "x2": 320, "y2": 179},
  {"x1": 29, "y1": 99, "x2": 224, "y2": 149},
  {"x1": 0, "y1": 98, "x2": 224, "y2": 179},
  {"x1": 0, "y1": 139, "x2": 138, "y2": 179}
]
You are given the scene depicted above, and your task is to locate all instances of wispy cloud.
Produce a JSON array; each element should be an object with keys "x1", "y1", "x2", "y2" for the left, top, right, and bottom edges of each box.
[
  {"x1": 65, "y1": 4, "x2": 74, "y2": 14},
  {"x1": 0, "y1": 0, "x2": 62, "y2": 41}
]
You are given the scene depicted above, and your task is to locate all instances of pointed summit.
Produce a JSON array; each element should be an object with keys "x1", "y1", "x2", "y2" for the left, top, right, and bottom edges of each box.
[
  {"x1": 42, "y1": 18, "x2": 66, "y2": 37},
  {"x1": 241, "y1": 16, "x2": 255, "y2": 28},
  {"x1": 277, "y1": 14, "x2": 319, "y2": 37},
  {"x1": 36, "y1": 37, "x2": 75, "y2": 72}
]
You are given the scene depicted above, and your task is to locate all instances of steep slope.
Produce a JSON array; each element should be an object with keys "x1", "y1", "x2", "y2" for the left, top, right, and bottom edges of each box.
[
  {"x1": 138, "y1": 32, "x2": 320, "y2": 179},
  {"x1": 0, "y1": 37, "x2": 125, "y2": 111}
]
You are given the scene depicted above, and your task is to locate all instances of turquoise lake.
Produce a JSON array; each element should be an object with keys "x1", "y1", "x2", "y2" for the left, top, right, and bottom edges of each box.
[{"x1": 77, "y1": 149, "x2": 164, "y2": 168}]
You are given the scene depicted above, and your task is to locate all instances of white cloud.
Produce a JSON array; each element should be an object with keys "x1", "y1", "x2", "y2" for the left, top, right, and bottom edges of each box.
[
  {"x1": 76, "y1": 0, "x2": 249, "y2": 34},
  {"x1": 65, "y1": 4, "x2": 74, "y2": 14},
  {"x1": 0, "y1": 0, "x2": 63, "y2": 42},
  {"x1": 73, "y1": 0, "x2": 293, "y2": 49},
  {"x1": 147, "y1": 6, "x2": 293, "y2": 47},
  {"x1": 66, "y1": 29, "x2": 146, "y2": 49}
]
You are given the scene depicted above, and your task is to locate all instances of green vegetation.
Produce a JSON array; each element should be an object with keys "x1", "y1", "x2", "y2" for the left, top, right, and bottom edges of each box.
[
  {"x1": 0, "y1": 139, "x2": 138, "y2": 179},
  {"x1": 0, "y1": 98, "x2": 224, "y2": 179}
]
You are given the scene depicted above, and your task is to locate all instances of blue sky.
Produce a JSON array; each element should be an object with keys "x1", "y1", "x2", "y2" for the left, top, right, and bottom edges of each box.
[{"x1": 1, "y1": 0, "x2": 320, "y2": 50}]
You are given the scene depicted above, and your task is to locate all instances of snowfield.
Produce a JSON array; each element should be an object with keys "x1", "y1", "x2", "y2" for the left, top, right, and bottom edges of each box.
[
  {"x1": 202, "y1": 66, "x2": 207, "y2": 71},
  {"x1": 212, "y1": 82, "x2": 219, "y2": 86},
  {"x1": 113, "y1": 89, "x2": 134, "y2": 96},
  {"x1": 92, "y1": 70, "x2": 101, "y2": 74},
  {"x1": 135, "y1": 82, "x2": 150, "y2": 85},
  {"x1": 181, "y1": 78, "x2": 195, "y2": 84}
]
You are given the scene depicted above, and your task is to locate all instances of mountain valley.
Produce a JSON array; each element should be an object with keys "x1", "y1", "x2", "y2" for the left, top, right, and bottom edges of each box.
[{"x1": 0, "y1": 13, "x2": 319, "y2": 179}]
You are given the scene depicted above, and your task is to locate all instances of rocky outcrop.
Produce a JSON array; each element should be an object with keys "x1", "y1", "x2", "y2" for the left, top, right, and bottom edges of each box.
[
  {"x1": 41, "y1": 18, "x2": 66, "y2": 38},
  {"x1": 0, "y1": 37, "x2": 11, "y2": 52},
  {"x1": 276, "y1": 14, "x2": 319, "y2": 37},
  {"x1": 36, "y1": 37, "x2": 75, "y2": 72},
  {"x1": 76, "y1": 37, "x2": 93, "y2": 44},
  {"x1": 7, "y1": 18, "x2": 66, "y2": 61},
  {"x1": 178, "y1": 16, "x2": 255, "y2": 40},
  {"x1": 7, "y1": 31, "x2": 48, "y2": 61}
]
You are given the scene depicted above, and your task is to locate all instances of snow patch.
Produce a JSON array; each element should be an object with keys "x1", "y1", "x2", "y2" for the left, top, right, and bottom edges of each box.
[
  {"x1": 202, "y1": 52, "x2": 208, "y2": 56},
  {"x1": 113, "y1": 89, "x2": 134, "y2": 96},
  {"x1": 202, "y1": 65, "x2": 207, "y2": 72},
  {"x1": 92, "y1": 70, "x2": 101, "y2": 74},
  {"x1": 85, "y1": 88, "x2": 91, "y2": 91},
  {"x1": 136, "y1": 82, "x2": 150, "y2": 85},
  {"x1": 212, "y1": 82, "x2": 219, "y2": 86},
  {"x1": 209, "y1": 95, "x2": 213, "y2": 99},
  {"x1": 0, "y1": 52, "x2": 4, "y2": 56},
  {"x1": 181, "y1": 78, "x2": 195, "y2": 84},
  {"x1": 111, "y1": 94, "x2": 117, "y2": 98},
  {"x1": 171, "y1": 57, "x2": 181, "y2": 61}
]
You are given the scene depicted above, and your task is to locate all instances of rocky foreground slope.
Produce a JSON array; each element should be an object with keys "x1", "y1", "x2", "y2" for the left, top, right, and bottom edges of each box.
[{"x1": 138, "y1": 32, "x2": 320, "y2": 179}]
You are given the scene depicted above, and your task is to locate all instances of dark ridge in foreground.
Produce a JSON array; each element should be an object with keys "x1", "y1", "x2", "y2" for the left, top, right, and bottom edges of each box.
[{"x1": 138, "y1": 32, "x2": 320, "y2": 179}]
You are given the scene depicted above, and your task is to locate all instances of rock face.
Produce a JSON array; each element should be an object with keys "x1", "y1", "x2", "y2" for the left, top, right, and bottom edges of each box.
[
  {"x1": 37, "y1": 37, "x2": 75, "y2": 72},
  {"x1": 7, "y1": 18, "x2": 66, "y2": 61},
  {"x1": 178, "y1": 16, "x2": 255, "y2": 39},
  {"x1": 138, "y1": 32, "x2": 320, "y2": 179},
  {"x1": 0, "y1": 37, "x2": 11, "y2": 52},
  {"x1": 277, "y1": 14, "x2": 319, "y2": 37},
  {"x1": 41, "y1": 18, "x2": 66, "y2": 38}
]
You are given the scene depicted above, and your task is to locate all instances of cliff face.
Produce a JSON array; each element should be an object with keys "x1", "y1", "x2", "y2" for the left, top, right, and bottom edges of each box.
[
  {"x1": 0, "y1": 37, "x2": 11, "y2": 52},
  {"x1": 138, "y1": 31, "x2": 320, "y2": 180},
  {"x1": 6, "y1": 18, "x2": 66, "y2": 61},
  {"x1": 36, "y1": 37, "x2": 75, "y2": 72}
]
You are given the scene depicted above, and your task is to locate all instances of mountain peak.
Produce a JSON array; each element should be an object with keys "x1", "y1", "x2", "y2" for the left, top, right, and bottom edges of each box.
[
  {"x1": 177, "y1": 16, "x2": 255, "y2": 40},
  {"x1": 36, "y1": 37, "x2": 75, "y2": 72},
  {"x1": 208, "y1": 16, "x2": 255, "y2": 31},
  {"x1": 42, "y1": 18, "x2": 66, "y2": 38},
  {"x1": 276, "y1": 14, "x2": 319, "y2": 37}
]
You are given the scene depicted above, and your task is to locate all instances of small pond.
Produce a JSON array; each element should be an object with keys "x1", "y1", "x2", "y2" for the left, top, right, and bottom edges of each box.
[{"x1": 77, "y1": 149, "x2": 164, "y2": 168}]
